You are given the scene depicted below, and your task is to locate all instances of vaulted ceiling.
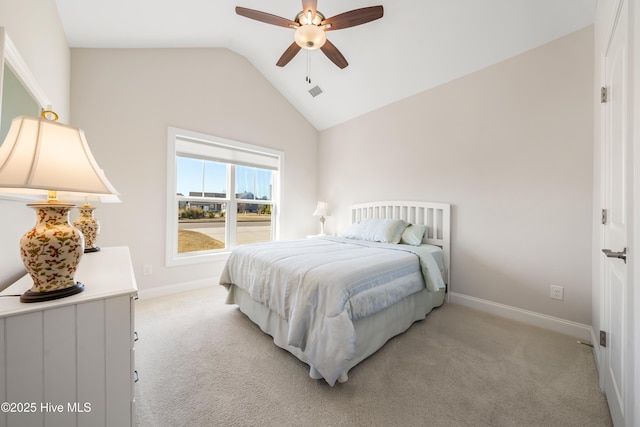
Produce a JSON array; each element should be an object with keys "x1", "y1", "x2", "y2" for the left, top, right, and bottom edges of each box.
[{"x1": 55, "y1": 0, "x2": 596, "y2": 130}]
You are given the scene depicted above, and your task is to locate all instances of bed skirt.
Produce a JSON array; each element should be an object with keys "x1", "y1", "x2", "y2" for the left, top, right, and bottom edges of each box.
[{"x1": 226, "y1": 284, "x2": 445, "y2": 384}]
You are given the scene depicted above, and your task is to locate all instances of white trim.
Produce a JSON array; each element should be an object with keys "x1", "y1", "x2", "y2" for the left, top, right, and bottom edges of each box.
[
  {"x1": 2, "y1": 28, "x2": 52, "y2": 109},
  {"x1": 449, "y1": 292, "x2": 593, "y2": 341},
  {"x1": 590, "y1": 327, "x2": 602, "y2": 372},
  {"x1": 142, "y1": 283, "x2": 595, "y2": 342}
]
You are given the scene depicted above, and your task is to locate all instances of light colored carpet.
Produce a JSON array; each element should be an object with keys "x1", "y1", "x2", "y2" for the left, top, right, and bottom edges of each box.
[{"x1": 134, "y1": 285, "x2": 612, "y2": 426}]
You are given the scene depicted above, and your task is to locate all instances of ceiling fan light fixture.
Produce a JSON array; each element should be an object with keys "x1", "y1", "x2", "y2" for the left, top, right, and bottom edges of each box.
[
  {"x1": 295, "y1": 24, "x2": 326, "y2": 50},
  {"x1": 296, "y1": 10, "x2": 325, "y2": 26},
  {"x1": 236, "y1": 4, "x2": 383, "y2": 68}
]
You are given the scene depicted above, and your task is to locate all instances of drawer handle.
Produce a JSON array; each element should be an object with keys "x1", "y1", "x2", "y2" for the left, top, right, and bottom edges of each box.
[{"x1": 134, "y1": 370, "x2": 139, "y2": 383}]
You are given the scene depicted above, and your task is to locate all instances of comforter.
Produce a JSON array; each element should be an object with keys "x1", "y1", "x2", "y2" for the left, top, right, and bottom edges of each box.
[{"x1": 219, "y1": 236, "x2": 445, "y2": 385}]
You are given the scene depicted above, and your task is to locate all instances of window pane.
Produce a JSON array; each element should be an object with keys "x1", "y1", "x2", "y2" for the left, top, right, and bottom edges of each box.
[
  {"x1": 177, "y1": 156, "x2": 227, "y2": 198},
  {"x1": 236, "y1": 165, "x2": 273, "y2": 200},
  {"x1": 176, "y1": 156, "x2": 203, "y2": 197},
  {"x1": 236, "y1": 204, "x2": 272, "y2": 245},
  {"x1": 203, "y1": 161, "x2": 227, "y2": 197},
  {"x1": 177, "y1": 201, "x2": 226, "y2": 253}
]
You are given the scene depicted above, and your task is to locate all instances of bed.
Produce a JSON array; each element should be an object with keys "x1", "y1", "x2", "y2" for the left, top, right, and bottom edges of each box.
[{"x1": 219, "y1": 201, "x2": 450, "y2": 386}]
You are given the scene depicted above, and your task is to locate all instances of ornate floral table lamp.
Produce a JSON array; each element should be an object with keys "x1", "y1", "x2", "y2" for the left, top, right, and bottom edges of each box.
[
  {"x1": 0, "y1": 112, "x2": 119, "y2": 302},
  {"x1": 68, "y1": 194, "x2": 120, "y2": 253}
]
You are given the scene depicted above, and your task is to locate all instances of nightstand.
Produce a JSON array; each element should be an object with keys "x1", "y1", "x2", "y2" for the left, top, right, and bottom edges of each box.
[{"x1": 0, "y1": 246, "x2": 138, "y2": 427}]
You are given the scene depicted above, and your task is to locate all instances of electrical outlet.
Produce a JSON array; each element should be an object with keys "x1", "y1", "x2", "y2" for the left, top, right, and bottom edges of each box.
[
  {"x1": 550, "y1": 285, "x2": 564, "y2": 300},
  {"x1": 143, "y1": 265, "x2": 152, "y2": 276}
]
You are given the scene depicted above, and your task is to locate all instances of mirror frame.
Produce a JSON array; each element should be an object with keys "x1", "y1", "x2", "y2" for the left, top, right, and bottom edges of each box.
[{"x1": 0, "y1": 27, "x2": 53, "y2": 202}]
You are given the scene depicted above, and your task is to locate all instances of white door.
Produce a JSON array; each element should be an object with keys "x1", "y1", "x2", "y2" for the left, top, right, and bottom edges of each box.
[{"x1": 601, "y1": 0, "x2": 629, "y2": 425}]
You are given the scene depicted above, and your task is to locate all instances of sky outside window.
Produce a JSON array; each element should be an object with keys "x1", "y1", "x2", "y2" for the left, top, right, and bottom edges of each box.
[
  {"x1": 177, "y1": 156, "x2": 272, "y2": 199},
  {"x1": 236, "y1": 165, "x2": 272, "y2": 200},
  {"x1": 176, "y1": 156, "x2": 226, "y2": 196}
]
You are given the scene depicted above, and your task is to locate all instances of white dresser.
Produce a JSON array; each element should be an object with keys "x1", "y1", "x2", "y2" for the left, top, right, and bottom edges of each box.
[{"x1": 0, "y1": 246, "x2": 138, "y2": 427}]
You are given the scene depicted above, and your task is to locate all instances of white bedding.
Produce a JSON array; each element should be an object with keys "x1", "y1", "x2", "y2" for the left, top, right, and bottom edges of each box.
[{"x1": 219, "y1": 236, "x2": 445, "y2": 385}]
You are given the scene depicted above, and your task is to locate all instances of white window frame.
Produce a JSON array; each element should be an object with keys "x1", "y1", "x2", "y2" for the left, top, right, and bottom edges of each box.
[{"x1": 166, "y1": 127, "x2": 283, "y2": 266}]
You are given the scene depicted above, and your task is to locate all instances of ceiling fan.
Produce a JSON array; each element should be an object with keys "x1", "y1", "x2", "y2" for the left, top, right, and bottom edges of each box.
[{"x1": 235, "y1": 1, "x2": 384, "y2": 69}]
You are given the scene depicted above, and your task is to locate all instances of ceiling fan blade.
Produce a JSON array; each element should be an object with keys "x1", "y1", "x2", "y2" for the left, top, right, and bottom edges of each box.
[
  {"x1": 276, "y1": 42, "x2": 302, "y2": 67},
  {"x1": 322, "y1": 6, "x2": 384, "y2": 31},
  {"x1": 235, "y1": 7, "x2": 298, "y2": 28},
  {"x1": 320, "y1": 39, "x2": 348, "y2": 69}
]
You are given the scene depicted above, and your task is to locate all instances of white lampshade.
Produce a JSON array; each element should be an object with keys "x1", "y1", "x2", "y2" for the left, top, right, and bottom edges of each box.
[
  {"x1": 0, "y1": 115, "x2": 119, "y2": 197},
  {"x1": 295, "y1": 25, "x2": 326, "y2": 50},
  {"x1": 313, "y1": 201, "x2": 330, "y2": 217}
]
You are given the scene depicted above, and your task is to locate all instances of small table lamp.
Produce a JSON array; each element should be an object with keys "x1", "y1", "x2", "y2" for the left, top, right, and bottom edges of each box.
[
  {"x1": 61, "y1": 194, "x2": 121, "y2": 253},
  {"x1": 312, "y1": 201, "x2": 331, "y2": 236},
  {"x1": 0, "y1": 112, "x2": 119, "y2": 302}
]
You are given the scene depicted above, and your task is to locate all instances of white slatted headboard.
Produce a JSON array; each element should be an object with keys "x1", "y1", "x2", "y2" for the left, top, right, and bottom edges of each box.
[{"x1": 350, "y1": 201, "x2": 451, "y2": 287}]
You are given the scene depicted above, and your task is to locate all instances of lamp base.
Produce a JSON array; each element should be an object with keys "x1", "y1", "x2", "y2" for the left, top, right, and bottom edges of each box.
[
  {"x1": 73, "y1": 204, "x2": 101, "y2": 252},
  {"x1": 20, "y1": 283, "x2": 85, "y2": 303}
]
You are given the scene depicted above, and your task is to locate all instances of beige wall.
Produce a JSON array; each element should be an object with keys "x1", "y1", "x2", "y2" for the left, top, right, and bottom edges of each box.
[
  {"x1": 0, "y1": 2, "x2": 596, "y2": 327},
  {"x1": 319, "y1": 27, "x2": 594, "y2": 325},
  {"x1": 69, "y1": 48, "x2": 319, "y2": 292},
  {"x1": 0, "y1": 0, "x2": 70, "y2": 288}
]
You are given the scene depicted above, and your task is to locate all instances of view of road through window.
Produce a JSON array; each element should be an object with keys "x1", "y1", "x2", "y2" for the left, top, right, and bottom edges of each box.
[{"x1": 177, "y1": 208, "x2": 272, "y2": 253}]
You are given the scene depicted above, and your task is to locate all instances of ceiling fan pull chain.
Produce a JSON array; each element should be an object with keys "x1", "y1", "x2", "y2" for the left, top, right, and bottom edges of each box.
[{"x1": 306, "y1": 49, "x2": 311, "y2": 83}]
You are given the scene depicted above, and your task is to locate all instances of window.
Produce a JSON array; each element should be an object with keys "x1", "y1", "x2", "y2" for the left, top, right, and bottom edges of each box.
[{"x1": 166, "y1": 127, "x2": 283, "y2": 266}]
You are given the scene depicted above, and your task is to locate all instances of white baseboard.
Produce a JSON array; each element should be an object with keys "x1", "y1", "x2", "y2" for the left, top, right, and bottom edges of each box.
[
  {"x1": 590, "y1": 327, "x2": 603, "y2": 386},
  {"x1": 449, "y1": 292, "x2": 594, "y2": 342},
  {"x1": 139, "y1": 285, "x2": 595, "y2": 342},
  {"x1": 137, "y1": 278, "x2": 214, "y2": 300}
]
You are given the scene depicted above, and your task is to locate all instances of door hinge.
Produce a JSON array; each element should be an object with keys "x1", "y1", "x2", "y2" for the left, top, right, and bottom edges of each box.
[
  {"x1": 601, "y1": 86, "x2": 608, "y2": 103},
  {"x1": 602, "y1": 209, "x2": 608, "y2": 225},
  {"x1": 600, "y1": 330, "x2": 607, "y2": 347}
]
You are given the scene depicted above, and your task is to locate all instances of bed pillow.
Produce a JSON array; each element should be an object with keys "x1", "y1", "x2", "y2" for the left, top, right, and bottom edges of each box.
[
  {"x1": 340, "y1": 220, "x2": 369, "y2": 240},
  {"x1": 400, "y1": 224, "x2": 428, "y2": 246},
  {"x1": 340, "y1": 218, "x2": 408, "y2": 244}
]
